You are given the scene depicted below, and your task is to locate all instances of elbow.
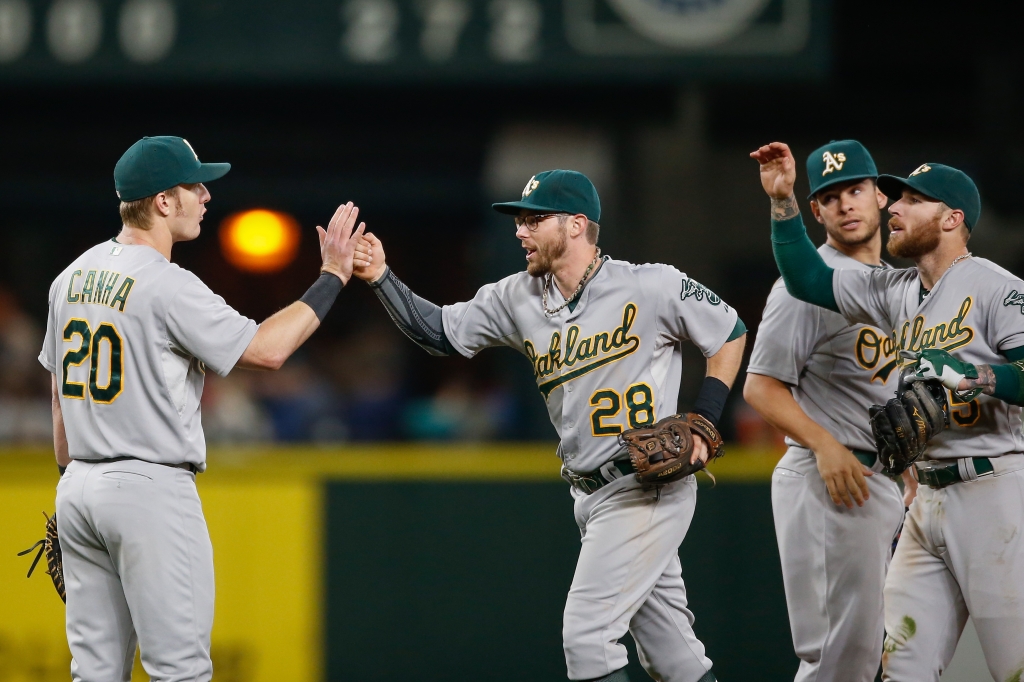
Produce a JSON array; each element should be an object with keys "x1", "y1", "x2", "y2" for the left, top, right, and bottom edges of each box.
[
  {"x1": 260, "y1": 352, "x2": 288, "y2": 371},
  {"x1": 742, "y1": 374, "x2": 767, "y2": 411}
]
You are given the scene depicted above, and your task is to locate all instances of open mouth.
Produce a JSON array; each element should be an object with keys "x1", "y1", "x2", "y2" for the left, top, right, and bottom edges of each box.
[{"x1": 524, "y1": 245, "x2": 537, "y2": 261}]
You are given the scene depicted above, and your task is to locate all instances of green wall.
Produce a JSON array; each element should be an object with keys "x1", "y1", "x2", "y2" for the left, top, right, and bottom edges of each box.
[{"x1": 324, "y1": 482, "x2": 796, "y2": 681}]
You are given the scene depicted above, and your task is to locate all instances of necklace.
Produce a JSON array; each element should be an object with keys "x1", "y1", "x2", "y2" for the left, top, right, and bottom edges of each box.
[
  {"x1": 542, "y1": 249, "x2": 601, "y2": 317},
  {"x1": 948, "y1": 252, "x2": 972, "y2": 271}
]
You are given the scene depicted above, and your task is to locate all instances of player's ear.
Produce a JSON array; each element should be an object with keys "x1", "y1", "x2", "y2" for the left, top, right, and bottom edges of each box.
[
  {"x1": 942, "y1": 207, "x2": 966, "y2": 233},
  {"x1": 808, "y1": 199, "x2": 825, "y2": 225},
  {"x1": 874, "y1": 183, "x2": 888, "y2": 210},
  {"x1": 152, "y1": 191, "x2": 174, "y2": 218},
  {"x1": 570, "y1": 214, "x2": 588, "y2": 238}
]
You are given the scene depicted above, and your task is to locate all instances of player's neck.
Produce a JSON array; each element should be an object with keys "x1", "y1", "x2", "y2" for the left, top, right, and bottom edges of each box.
[
  {"x1": 824, "y1": 229, "x2": 882, "y2": 267},
  {"x1": 915, "y1": 242, "x2": 970, "y2": 290},
  {"x1": 551, "y1": 246, "x2": 601, "y2": 299},
  {"x1": 115, "y1": 223, "x2": 174, "y2": 261}
]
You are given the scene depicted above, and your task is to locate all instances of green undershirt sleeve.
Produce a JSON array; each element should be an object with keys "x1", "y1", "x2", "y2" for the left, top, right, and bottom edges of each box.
[
  {"x1": 727, "y1": 317, "x2": 747, "y2": 342},
  {"x1": 990, "y1": 347, "x2": 1024, "y2": 406},
  {"x1": 771, "y1": 214, "x2": 840, "y2": 313}
]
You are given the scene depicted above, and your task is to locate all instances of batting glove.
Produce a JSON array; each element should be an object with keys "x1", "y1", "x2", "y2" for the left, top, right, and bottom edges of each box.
[{"x1": 901, "y1": 349, "x2": 981, "y2": 401}]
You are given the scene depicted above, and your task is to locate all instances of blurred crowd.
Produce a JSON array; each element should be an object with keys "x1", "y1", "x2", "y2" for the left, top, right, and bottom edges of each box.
[
  {"x1": 0, "y1": 284, "x2": 777, "y2": 447},
  {"x1": 0, "y1": 286, "x2": 521, "y2": 445}
]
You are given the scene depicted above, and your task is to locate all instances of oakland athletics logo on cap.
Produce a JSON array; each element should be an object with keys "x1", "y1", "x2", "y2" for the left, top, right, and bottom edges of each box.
[
  {"x1": 522, "y1": 176, "x2": 540, "y2": 197},
  {"x1": 822, "y1": 151, "x2": 847, "y2": 176},
  {"x1": 910, "y1": 164, "x2": 932, "y2": 176}
]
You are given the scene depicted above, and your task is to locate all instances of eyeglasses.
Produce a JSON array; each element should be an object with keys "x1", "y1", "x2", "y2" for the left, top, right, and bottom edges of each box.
[{"x1": 514, "y1": 213, "x2": 565, "y2": 231}]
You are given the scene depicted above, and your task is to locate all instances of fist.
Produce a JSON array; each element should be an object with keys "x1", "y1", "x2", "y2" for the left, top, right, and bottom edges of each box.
[
  {"x1": 902, "y1": 349, "x2": 977, "y2": 393},
  {"x1": 750, "y1": 142, "x2": 798, "y2": 200},
  {"x1": 353, "y1": 233, "x2": 387, "y2": 282}
]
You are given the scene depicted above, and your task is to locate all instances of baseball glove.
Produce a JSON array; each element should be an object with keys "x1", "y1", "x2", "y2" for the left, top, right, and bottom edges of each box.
[
  {"x1": 18, "y1": 512, "x2": 65, "y2": 603},
  {"x1": 620, "y1": 413, "x2": 725, "y2": 486},
  {"x1": 869, "y1": 378, "x2": 949, "y2": 475}
]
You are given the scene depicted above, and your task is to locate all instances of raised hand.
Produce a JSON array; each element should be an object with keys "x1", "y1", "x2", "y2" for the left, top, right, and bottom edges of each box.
[
  {"x1": 353, "y1": 232, "x2": 387, "y2": 282},
  {"x1": 750, "y1": 142, "x2": 798, "y2": 202},
  {"x1": 316, "y1": 202, "x2": 367, "y2": 285}
]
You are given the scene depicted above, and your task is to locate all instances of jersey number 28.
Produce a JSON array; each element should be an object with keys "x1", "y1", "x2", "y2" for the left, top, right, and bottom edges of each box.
[
  {"x1": 589, "y1": 384, "x2": 655, "y2": 436},
  {"x1": 62, "y1": 319, "x2": 124, "y2": 404}
]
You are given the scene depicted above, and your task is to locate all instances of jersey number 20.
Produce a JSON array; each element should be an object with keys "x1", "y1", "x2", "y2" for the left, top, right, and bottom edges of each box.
[{"x1": 62, "y1": 319, "x2": 124, "y2": 403}]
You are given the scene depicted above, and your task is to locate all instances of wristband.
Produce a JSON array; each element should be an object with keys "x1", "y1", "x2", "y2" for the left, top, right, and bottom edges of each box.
[
  {"x1": 300, "y1": 272, "x2": 344, "y2": 322},
  {"x1": 692, "y1": 376, "x2": 730, "y2": 427}
]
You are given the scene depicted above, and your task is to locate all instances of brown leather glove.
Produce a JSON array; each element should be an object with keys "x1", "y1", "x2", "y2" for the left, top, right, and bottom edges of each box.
[
  {"x1": 620, "y1": 413, "x2": 725, "y2": 485},
  {"x1": 18, "y1": 512, "x2": 66, "y2": 603}
]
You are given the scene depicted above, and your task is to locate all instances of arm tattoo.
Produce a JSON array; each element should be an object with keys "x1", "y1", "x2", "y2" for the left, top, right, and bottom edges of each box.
[
  {"x1": 770, "y1": 196, "x2": 800, "y2": 221},
  {"x1": 369, "y1": 267, "x2": 456, "y2": 356},
  {"x1": 961, "y1": 364, "x2": 997, "y2": 395}
]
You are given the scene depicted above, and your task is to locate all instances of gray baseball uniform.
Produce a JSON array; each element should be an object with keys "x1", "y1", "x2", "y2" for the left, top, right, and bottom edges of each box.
[
  {"x1": 748, "y1": 244, "x2": 904, "y2": 682},
  {"x1": 39, "y1": 240, "x2": 257, "y2": 682},
  {"x1": 441, "y1": 257, "x2": 739, "y2": 680},
  {"x1": 831, "y1": 257, "x2": 1024, "y2": 681}
]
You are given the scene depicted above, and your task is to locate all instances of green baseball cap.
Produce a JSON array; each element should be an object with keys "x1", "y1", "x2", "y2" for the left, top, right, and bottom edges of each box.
[
  {"x1": 492, "y1": 170, "x2": 601, "y2": 223},
  {"x1": 877, "y1": 163, "x2": 981, "y2": 231},
  {"x1": 805, "y1": 139, "x2": 878, "y2": 199},
  {"x1": 114, "y1": 136, "x2": 231, "y2": 202}
]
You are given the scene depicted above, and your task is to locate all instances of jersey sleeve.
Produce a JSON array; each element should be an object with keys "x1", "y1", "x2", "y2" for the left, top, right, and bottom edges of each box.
[
  {"x1": 38, "y1": 277, "x2": 60, "y2": 374},
  {"x1": 165, "y1": 279, "x2": 259, "y2": 377},
  {"x1": 747, "y1": 281, "x2": 823, "y2": 385},
  {"x1": 991, "y1": 277, "x2": 1024, "y2": 352},
  {"x1": 441, "y1": 277, "x2": 522, "y2": 358},
  {"x1": 832, "y1": 267, "x2": 901, "y2": 329},
  {"x1": 658, "y1": 266, "x2": 739, "y2": 357}
]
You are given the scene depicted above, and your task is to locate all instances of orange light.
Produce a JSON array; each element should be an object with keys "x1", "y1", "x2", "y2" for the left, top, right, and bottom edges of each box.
[{"x1": 220, "y1": 209, "x2": 300, "y2": 273}]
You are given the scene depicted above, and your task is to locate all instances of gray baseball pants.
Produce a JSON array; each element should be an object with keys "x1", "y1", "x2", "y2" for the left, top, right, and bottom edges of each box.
[
  {"x1": 882, "y1": 456, "x2": 1024, "y2": 682},
  {"x1": 772, "y1": 446, "x2": 904, "y2": 682},
  {"x1": 56, "y1": 458, "x2": 214, "y2": 682},
  {"x1": 564, "y1": 473, "x2": 713, "y2": 681}
]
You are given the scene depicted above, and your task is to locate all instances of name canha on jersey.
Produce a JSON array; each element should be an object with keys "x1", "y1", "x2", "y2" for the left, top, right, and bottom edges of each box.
[{"x1": 442, "y1": 258, "x2": 738, "y2": 473}]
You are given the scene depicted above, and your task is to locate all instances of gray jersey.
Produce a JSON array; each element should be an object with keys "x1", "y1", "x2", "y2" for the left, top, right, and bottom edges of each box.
[
  {"x1": 833, "y1": 257, "x2": 1024, "y2": 460},
  {"x1": 748, "y1": 245, "x2": 898, "y2": 452},
  {"x1": 442, "y1": 258, "x2": 739, "y2": 473},
  {"x1": 39, "y1": 241, "x2": 258, "y2": 470}
]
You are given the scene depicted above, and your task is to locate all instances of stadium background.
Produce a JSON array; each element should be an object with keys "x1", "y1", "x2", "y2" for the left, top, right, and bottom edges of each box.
[{"x1": 0, "y1": 0, "x2": 1016, "y2": 679}]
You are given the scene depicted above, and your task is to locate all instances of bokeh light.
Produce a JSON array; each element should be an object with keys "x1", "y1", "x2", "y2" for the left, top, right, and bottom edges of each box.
[{"x1": 219, "y1": 209, "x2": 301, "y2": 273}]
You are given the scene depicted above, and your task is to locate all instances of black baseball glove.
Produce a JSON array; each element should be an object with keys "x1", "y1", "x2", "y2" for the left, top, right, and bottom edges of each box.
[
  {"x1": 869, "y1": 378, "x2": 949, "y2": 475},
  {"x1": 18, "y1": 511, "x2": 66, "y2": 603}
]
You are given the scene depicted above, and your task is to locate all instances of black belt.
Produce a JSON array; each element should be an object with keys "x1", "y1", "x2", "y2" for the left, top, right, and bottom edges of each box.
[
  {"x1": 917, "y1": 457, "x2": 993, "y2": 489},
  {"x1": 76, "y1": 456, "x2": 198, "y2": 474},
  {"x1": 562, "y1": 459, "x2": 635, "y2": 495}
]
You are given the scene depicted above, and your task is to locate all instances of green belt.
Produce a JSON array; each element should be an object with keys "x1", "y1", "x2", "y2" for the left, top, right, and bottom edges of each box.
[
  {"x1": 563, "y1": 459, "x2": 635, "y2": 495},
  {"x1": 852, "y1": 450, "x2": 878, "y2": 468},
  {"x1": 917, "y1": 457, "x2": 994, "y2": 489}
]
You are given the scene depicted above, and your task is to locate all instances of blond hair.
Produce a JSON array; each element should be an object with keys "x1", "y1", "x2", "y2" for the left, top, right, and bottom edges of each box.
[{"x1": 119, "y1": 186, "x2": 180, "y2": 230}]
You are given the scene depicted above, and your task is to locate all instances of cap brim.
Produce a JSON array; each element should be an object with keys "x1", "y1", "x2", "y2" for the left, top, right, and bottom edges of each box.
[
  {"x1": 877, "y1": 174, "x2": 946, "y2": 205},
  {"x1": 492, "y1": 200, "x2": 563, "y2": 215},
  {"x1": 184, "y1": 162, "x2": 231, "y2": 184},
  {"x1": 807, "y1": 174, "x2": 876, "y2": 200}
]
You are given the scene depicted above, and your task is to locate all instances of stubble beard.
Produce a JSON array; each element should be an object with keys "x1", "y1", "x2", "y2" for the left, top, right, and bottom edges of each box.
[
  {"x1": 526, "y1": 225, "x2": 568, "y2": 277},
  {"x1": 824, "y1": 216, "x2": 880, "y2": 249},
  {"x1": 886, "y1": 214, "x2": 942, "y2": 259}
]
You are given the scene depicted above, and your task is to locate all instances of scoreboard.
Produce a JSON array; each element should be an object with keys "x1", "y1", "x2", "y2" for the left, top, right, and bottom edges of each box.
[{"x1": 0, "y1": 0, "x2": 827, "y2": 82}]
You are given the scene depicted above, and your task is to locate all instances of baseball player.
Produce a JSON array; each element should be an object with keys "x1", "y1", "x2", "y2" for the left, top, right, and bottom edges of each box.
[
  {"x1": 752, "y1": 141, "x2": 1024, "y2": 681},
  {"x1": 350, "y1": 170, "x2": 746, "y2": 682},
  {"x1": 40, "y1": 136, "x2": 367, "y2": 682},
  {"x1": 744, "y1": 140, "x2": 906, "y2": 682}
]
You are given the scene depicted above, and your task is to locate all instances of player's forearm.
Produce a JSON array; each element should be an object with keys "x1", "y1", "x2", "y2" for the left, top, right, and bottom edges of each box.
[
  {"x1": 237, "y1": 301, "x2": 321, "y2": 370},
  {"x1": 743, "y1": 373, "x2": 840, "y2": 451},
  {"x1": 691, "y1": 334, "x2": 745, "y2": 426},
  {"x1": 51, "y1": 375, "x2": 71, "y2": 470},
  {"x1": 369, "y1": 267, "x2": 456, "y2": 356},
  {"x1": 770, "y1": 200, "x2": 840, "y2": 313}
]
